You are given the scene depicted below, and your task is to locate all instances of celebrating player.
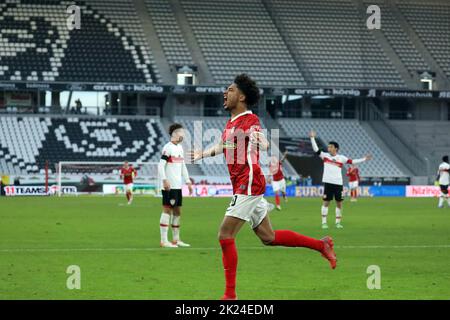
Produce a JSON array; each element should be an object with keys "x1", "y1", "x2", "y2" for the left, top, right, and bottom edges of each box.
[
  {"x1": 120, "y1": 161, "x2": 137, "y2": 205},
  {"x1": 309, "y1": 131, "x2": 371, "y2": 229},
  {"x1": 268, "y1": 151, "x2": 288, "y2": 210},
  {"x1": 436, "y1": 155, "x2": 450, "y2": 208},
  {"x1": 190, "y1": 74, "x2": 337, "y2": 300},
  {"x1": 158, "y1": 123, "x2": 193, "y2": 248},
  {"x1": 346, "y1": 164, "x2": 360, "y2": 202}
]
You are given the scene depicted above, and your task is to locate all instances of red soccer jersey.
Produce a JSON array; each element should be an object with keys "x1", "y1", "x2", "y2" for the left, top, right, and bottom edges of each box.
[
  {"x1": 222, "y1": 111, "x2": 266, "y2": 195},
  {"x1": 269, "y1": 160, "x2": 284, "y2": 181},
  {"x1": 121, "y1": 166, "x2": 136, "y2": 184},
  {"x1": 346, "y1": 167, "x2": 360, "y2": 182}
]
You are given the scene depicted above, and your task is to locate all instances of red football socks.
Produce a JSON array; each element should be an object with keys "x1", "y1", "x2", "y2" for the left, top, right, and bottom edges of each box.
[
  {"x1": 219, "y1": 238, "x2": 238, "y2": 298},
  {"x1": 275, "y1": 193, "x2": 280, "y2": 206},
  {"x1": 271, "y1": 230, "x2": 324, "y2": 252}
]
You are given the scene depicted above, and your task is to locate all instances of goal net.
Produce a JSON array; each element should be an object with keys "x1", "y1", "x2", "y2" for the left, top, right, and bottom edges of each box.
[{"x1": 56, "y1": 161, "x2": 160, "y2": 196}]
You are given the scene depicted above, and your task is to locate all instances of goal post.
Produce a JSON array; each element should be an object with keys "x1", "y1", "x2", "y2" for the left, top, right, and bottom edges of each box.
[{"x1": 57, "y1": 161, "x2": 160, "y2": 197}]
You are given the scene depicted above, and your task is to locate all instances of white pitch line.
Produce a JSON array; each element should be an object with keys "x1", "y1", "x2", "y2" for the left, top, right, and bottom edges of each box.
[{"x1": 1, "y1": 245, "x2": 450, "y2": 253}]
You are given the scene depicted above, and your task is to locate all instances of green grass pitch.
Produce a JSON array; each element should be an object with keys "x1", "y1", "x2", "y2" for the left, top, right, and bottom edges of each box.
[{"x1": 1, "y1": 196, "x2": 450, "y2": 300}]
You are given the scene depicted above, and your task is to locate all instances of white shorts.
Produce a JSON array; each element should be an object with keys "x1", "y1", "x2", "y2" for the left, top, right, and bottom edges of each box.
[
  {"x1": 225, "y1": 194, "x2": 269, "y2": 229},
  {"x1": 272, "y1": 179, "x2": 286, "y2": 193},
  {"x1": 349, "y1": 181, "x2": 359, "y2": 189},
  {"x1": 125, "y1": 183, "x2": 134, "y2": 192}
]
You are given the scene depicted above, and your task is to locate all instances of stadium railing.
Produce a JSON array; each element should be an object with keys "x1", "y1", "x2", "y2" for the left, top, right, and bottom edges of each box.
[{"x1": 0, "y1": 105, "x2": 161, "y2": 116}]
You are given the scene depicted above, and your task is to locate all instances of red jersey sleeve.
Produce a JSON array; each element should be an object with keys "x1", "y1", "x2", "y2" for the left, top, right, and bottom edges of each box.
[{"x1": 246, "y1": 115, "x2": 262, "y2": 135}]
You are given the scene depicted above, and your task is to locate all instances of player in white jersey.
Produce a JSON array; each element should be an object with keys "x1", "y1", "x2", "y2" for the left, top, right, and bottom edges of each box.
[
  {"x1": 309, "y1": 130, "x2": 372, "y2": 229},
  {"x1": 436, "y1": 155, "x2": 450, "y2": 208},
  {"x1": 158, "y1": 123, "x2": 193, "y2": 248}
]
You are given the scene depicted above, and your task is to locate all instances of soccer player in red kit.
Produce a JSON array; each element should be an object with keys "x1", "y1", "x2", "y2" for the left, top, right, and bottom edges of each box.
[
  {"x1": 268, "y1": 151, "x2": 288, "y2": 210},
  {"x1": 190, "y1": 74, "x2": 337, "y2": 300},
  {"x1": 346, "y1": 165, "x2": 360, "y2": 202},
  {"x1": 120, "y1": 161, "x2": 137, "y2": 205}
]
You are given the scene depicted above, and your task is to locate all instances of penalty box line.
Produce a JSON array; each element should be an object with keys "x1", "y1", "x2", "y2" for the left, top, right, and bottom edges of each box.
[{"x1": 1, "y1": 244, "x2": 450, "y2": 253}]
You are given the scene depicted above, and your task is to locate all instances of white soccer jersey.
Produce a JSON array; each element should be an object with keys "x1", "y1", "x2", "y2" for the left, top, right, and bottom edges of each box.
[
  {"x1": 310, "y1": 137, "x2": 366, "y2": 186},
  {"x1": 317, "y1": 152, "x2": 351, "y2": 185},
  {"x1": 158, "y1": 142, "x2": 190, "y2": 190},
  {"x1": 438, "y1": 162, "x2": 450, "y2": 185}
]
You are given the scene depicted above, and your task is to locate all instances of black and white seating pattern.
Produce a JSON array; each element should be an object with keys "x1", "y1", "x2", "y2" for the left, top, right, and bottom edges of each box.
[
  {"x1": 0, "y1": 0, "x2": 158, "y2": 83},
  {"x1": 0, "y1": 116, "x2": 166, "y2": 175}
]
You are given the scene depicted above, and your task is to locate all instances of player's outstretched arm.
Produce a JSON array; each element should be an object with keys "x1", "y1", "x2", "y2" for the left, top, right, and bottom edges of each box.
[
  {"x1": 280, "y1": 150, "x2": 288, "y2": 162},
  {"x1": 309, "y1": 130, "x2": 321, "y2": 154},
  {"x1": 188, "y1": 142, "x2": 224, "y2": 162},
  {"x1": 182, "y1": 161, "x2": 193, "y2": 195},
  {"x1": 351, "y1": 154, "x2": 373, "y2": 164}
]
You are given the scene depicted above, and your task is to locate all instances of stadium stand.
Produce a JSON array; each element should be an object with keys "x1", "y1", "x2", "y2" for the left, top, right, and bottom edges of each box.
[
  {"x1": 0, "y1": 0, "x2": 447, "y2": 87},
  {"x1": 365, "y1": 0, "x2": 429, "y2": 76},
  {"x1": 0, "y1": 116, "x2": 166, "y2": 175},
  {"x1": 267, "y1": 0, "x2": 406, "y2": 88},
  {"x1": 179, "y1": 0, "x2": 306, "y2": 86},
  {"x1": 145, "y1": 0, "x2": 194, "y2": 67},
  {"x1": 391, "y1": 120, "x2": 450, "y2": 175},
  {"x1": 278, "y1": 119, "x2": 407, "y2": 177},
  {"x1": 0, "y1": 0, "x2": 159, "y2": 83},
  {"x1": 0, "y1": 0, "x2": 448, "y2": 182},
  {"x1": 398, "y1": 1, "x2": 450, "y2": 79}
]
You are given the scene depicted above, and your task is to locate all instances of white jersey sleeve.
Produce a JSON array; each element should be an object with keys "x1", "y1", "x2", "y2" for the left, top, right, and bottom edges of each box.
[
  {"x1": 340, "y1": 155, "x2": 349, "y2": 164},
  {"x1": 158, "y1": 144, "x2": 169, "y2": 181},
  {"x1": 438, "y1": 162, "x2": 450, "y2": 185},
  {"x1": 310, "y1": 136, "x2": 326, "y2": 159},
  {"x1": 159, "y1": 142, "x2": 189, "y2": 190}
]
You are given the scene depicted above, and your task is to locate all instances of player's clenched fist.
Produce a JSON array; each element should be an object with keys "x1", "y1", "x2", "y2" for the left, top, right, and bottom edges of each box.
[
  {"x1": 162, "y1": 179, "x2": 171, "y2": 191},
  {"x1": 188, "y1": 150, "x2": 203, "y2": 162}
]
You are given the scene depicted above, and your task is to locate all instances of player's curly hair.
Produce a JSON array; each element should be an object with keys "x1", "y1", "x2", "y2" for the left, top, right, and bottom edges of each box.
[
  {"x1": 169, "y1": 123, "x2": 183, "y2": 136},
  {"x1": 234, "y1": 73, "x2": 260, "y2": 107},
  {"x1": 443, "y1": 155, "x2": 449, "y2": 163}
]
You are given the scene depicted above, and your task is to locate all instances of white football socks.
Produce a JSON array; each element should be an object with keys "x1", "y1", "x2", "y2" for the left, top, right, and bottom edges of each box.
[
  {"x1": 439, "y1": 196, "x2": 445, "y2": 207},
  {"x1": 172, "y1": 215, "x2": 180, "y2": 242},
  {"x1": 321, "y1": 206, "x2": 328, "y2": 224},
  {"x1": 336, "y1": 208, "x2": 342, "y2": 224},
  {"x1": 160, "y1": 213, "x2": 171, "y2": 243}
]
